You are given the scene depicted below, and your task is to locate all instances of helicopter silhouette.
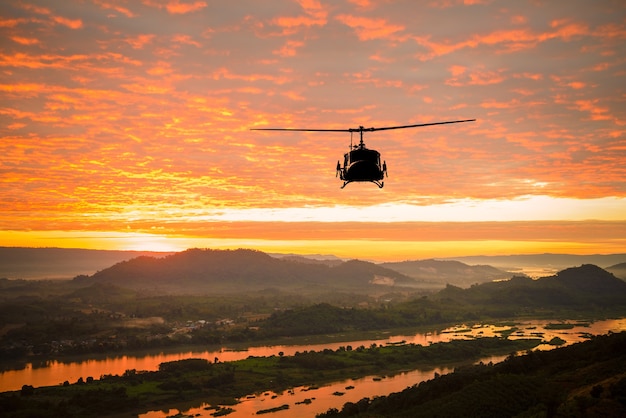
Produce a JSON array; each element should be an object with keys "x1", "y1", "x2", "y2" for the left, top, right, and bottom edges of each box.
[{"x1": 251, "y1": 119, "x2": 475, "y2": 188}]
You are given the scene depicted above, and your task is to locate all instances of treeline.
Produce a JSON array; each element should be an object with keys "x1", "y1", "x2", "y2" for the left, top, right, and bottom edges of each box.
[
  {"x1": 256, "y1": 301, "x2": 453, "y2": 338},
  {"x1": 318, "y1": 331, "x2": 626, "y2": 417}
]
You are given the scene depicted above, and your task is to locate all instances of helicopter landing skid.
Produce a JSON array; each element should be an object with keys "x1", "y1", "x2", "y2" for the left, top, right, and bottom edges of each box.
[{"x1": 341, "y1": 180, "x2": 384, "y2": 189}]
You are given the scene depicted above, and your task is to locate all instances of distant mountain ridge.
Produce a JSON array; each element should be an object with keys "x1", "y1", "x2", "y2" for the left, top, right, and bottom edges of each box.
[
  {"x1": 3, "y1": 247, "x2": 625, "y2": 291},
  {"x1": 380, "y1": 259, "x2": 510, "y2": 287},
  {"x1": 0, "y1": 247, "x2": 174, "y2": 279},
  {"x1": 446, "y1": 253, "x2": 626, "y2": 273},
  {"x1": 76, "y1": 248, "x2": 419, "y2": 293},
  {"x1": 607, "y1": 262, "x2": 626, "y2": 280}
]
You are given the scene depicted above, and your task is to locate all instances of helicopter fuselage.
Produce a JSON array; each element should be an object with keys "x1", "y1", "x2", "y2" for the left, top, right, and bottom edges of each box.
[{"x1": 337, "y1": 144, "x2": 386, "y2": 188}]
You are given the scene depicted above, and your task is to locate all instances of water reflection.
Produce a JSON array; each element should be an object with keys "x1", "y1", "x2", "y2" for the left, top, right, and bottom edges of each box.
[
  {"x1": 1, "y1": 318, "x2": 625, "y2": 394},
  {"x1": 140, "y1": 367, "x2": 453, "y2": 418}
]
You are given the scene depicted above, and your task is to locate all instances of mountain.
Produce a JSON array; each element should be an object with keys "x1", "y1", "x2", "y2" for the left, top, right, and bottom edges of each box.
[
  {"x1": 76, "y1": 248, "x2": 419, "y2": 293},
  {"x1": 607, "y1": 262, "x2": 626, "y2": 280},
  {"x1": 0, "y1": 247, "x2": 174, "y2": 279},
  {"x1": 380, "y1": 259, "x2": 510, "y2": 288},
  {"x1": 434, "y1": 264, "x2": 626, "y2": 308}
]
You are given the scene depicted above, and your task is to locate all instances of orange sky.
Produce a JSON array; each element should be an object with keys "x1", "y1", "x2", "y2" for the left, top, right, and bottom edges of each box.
[{"x1": 1, "y1": 0, "x2": 625, "y2": 260}]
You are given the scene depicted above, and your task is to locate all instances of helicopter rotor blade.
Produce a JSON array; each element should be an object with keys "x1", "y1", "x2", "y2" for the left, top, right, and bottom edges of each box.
[
  {"x1": 250, "y1": 119, "x2": 475, "y2": 133},
  {"x1": 250, "y1": 128, "x2": 349, "y2": 132},
  {"x1": 361, "y1": 119, "x2": 476, "y2": 132}
]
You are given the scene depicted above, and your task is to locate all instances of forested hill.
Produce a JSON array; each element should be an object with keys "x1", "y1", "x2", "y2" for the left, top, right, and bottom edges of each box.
[
  {"x1": 75, "y1": 248, "x2": 418, "y2": 293},
  {"x1": 434, "y1": 264, "x2": 626, "y2": 307},
  {"x1": 319, "y1": 331, "x2": 626, "y2": 417}
]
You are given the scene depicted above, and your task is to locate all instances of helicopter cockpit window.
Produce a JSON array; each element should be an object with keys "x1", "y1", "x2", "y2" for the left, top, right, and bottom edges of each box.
[{"x1": 350, "y1": 149, "x2": 380, "y2": 163}]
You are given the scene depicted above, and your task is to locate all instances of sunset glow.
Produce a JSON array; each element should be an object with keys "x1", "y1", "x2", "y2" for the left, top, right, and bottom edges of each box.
[{"x1": 1, "y1": 1, "x2": 625, "y2": 260}]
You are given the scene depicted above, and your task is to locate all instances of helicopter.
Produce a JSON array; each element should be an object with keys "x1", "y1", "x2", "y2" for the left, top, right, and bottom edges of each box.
[{"x1": 251, "y1": 119, "x2": 475, "y2": 188}]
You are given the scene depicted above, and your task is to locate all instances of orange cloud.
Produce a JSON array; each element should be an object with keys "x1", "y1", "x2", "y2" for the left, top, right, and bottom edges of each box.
[
  {"x1": 0, "y1": 18, "x2": 27, "y2": 28},
  {"x1": 52, "y1": 16, "x2": 83, "y2": 29},
  {"x1": 18, "y1": 3, "x2": 52, "y2": 16},
  {"x1": 273, "y1": 40, "x2": 304, "y2": 57},
  {"x1": 412, "y1": 18, "x2": 601, "y2": 60},
  {"x1": 141, "y1": 0, "x2": 206, "y2": 14},
  {"x1": 272, "y1": 0, "x2": 327, "y2": 30},
  {"x1": 336, "y1": 15, "x2": 405, "y2": 41},
  {"x1": 125, "y1": 34, "x2": 155, "y2": 49},
  {"x1": 446, "y1": 66, "x2": 506, "y2": 86},
  {"x1": 9, "y1": 36, "x2": 39, "y2": 45},
  {"x1": 93, "y1": 0, "x2": 136, "y2": 18},
  {"x1": 574, "y1": 99, "x2": 611, "y2": 121}
]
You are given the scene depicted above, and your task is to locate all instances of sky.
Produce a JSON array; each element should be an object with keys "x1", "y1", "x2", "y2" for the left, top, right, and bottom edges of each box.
[{"x1": 1, "y1": 0, "x2": 625, "y2": 261}]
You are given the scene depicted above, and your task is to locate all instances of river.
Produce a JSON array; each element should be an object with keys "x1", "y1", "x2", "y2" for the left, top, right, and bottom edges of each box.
[{"x1": 2, "y1": 318, "x2": 625, "y2": 417}]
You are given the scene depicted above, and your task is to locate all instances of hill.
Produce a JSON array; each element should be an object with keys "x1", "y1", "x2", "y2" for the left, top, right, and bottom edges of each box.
[
  {"x1": 607, "y1": 262, "x2": 626, "y2": 280},
  {"x1": 433, "y1": 264, "x2": 626, "y2": 309},
  {"x1": 76, "y1": 248, "x2": 420, "y2": 294},
  {"x1": 320, "y1": 331, "x2": 626, "y2": 417},
  {"x1": 380, "y1": 259, "x2": 510, "y2": 288}
]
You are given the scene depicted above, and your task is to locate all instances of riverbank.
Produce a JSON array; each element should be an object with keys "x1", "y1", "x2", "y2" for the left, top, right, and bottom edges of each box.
[
  {"x1": 3, "y1": 317, "x2": 626, "y2": 393},
  {"x1": 1, "y1": 337, "x2": 542, "y2": 418}
]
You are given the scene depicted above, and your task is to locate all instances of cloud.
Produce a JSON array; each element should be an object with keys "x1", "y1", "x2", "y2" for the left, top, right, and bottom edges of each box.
[
  {"x1": 446, "y1": 65, "x2": 506, "y2": 86},
  {"x1": 93, "y1": 0, "x2": 136, "y2": 18},
  {"x1": 1, "y1": 0, "x2": 625, "y2": 255},
  {"x1": 9, "y1": 36, "x2": 40, "y2": 45},
  {"x1": 142, "y1": 0, "x2": 207, "y2": 15},
  {"x1": 335, "y1": 14, "x2": 405, "y2": 41},
  {"x1": 52, "y1": 15, "x2": 83, "y2": 29},
  {"x1": 125, "y1": 34, "x2": 155, "y2": 49},
  {"x1": 273, "y1": 0, "x2": 327, "y2": 29}
]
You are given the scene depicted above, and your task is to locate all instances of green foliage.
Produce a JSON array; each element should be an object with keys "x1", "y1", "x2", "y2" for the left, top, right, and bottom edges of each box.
[
  {"x1": 318, "y1": 331, "x2": 626, "y2": 417},
  {"x1": 158, "y1": 358, "x2": 212, "y2": 373}
]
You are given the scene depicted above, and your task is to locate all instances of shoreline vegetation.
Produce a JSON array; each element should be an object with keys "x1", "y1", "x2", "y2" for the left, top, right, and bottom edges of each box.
[
  {"x1": 1, "y1": 336, "x2": 542, "y2": 417},
  {"x1": 318, "y1": 331, "x2": 626, "y2": 417},
  {"x1": 0, "y1": 317, "x2": 610, "y2": 375}
]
